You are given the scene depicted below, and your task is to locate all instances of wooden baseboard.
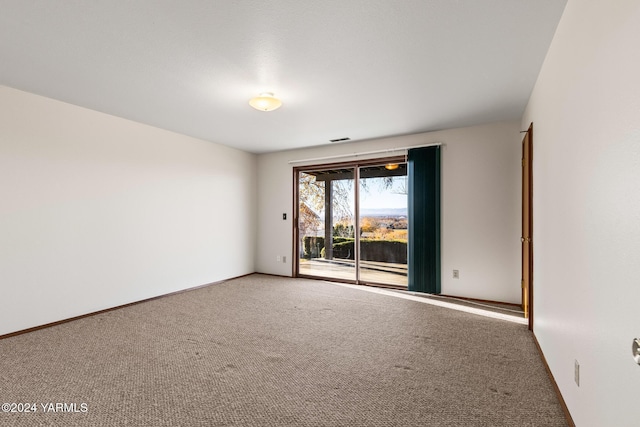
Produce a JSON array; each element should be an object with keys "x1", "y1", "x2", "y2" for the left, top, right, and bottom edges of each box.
[
  {"x1": 0, "y1": 272, "x2": 254, "y2": 340},
  {"x1": 532, "y1": 332, "x2": 576, "y2": 427},
  {"x1": 256, "y1": 272, "x2": 293, "y2": 279},
  {"x1": 438, "y1": 294, "x2": 522, "y2": 309}
]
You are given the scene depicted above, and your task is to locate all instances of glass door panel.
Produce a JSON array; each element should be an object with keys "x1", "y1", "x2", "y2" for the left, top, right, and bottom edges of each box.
[
  {"x1": 298, "y1": 169, "x2": 356, "y2": 281},
  {"x1": 358, "y1": 164, "x2": 408, "y2": 287}
]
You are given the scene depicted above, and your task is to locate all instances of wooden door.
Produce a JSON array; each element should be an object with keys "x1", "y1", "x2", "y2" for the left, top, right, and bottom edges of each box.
[{"x1": 521, "y1": 124, "x2": 533, "y2": 328}]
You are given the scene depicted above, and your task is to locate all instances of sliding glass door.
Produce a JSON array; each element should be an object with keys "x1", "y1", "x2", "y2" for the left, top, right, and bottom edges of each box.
[
  {"x1": 296, "y1": 159, "x2": 408, "y2": 288},
  {"x1": 297, "y1": 168, "x2": 356, "y2": 281},
  {"x1": 358, "y1": 164, "x2": 408, "y2": 287}
]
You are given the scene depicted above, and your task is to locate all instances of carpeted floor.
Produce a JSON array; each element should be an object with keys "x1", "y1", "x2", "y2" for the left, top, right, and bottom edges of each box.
[{"x1": 0, "y1": 274, "x2": 567, "y2": 426}]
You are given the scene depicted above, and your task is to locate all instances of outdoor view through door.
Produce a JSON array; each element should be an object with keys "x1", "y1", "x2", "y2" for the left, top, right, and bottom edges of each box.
[{"x1": 296, "y1": 160, "x2": 408, "y2": 288}]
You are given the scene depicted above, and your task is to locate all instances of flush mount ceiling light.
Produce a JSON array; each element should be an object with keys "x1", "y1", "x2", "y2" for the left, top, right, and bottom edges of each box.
[
  {"x1": 249, "y1": 92, "x2": 282, "y2": 112},
  {"x1": 385, "y1": 163, "x2": 399, "y2": 170}
]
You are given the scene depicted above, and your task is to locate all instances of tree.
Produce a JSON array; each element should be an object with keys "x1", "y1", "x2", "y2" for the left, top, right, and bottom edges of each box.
[
  {"x1": 360, "y1": 217, "x2": 379, "y2": 233},
  {"x1": 298, "y1": 172, "x2": 354, "y2": 228}
]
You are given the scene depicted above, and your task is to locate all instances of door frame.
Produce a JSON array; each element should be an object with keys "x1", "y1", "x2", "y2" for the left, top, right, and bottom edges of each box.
[
  {"x1": 522, "y1": 123, "x2": 534, "y2": 330},
  {"x1": 292, "y1": 156, "x2": 407, "y2": 288}
]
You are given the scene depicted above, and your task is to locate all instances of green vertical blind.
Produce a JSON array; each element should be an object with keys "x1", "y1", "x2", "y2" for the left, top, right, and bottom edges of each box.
[{"x1": 408, "y1": 146, "x2": 441, "y2": 293}]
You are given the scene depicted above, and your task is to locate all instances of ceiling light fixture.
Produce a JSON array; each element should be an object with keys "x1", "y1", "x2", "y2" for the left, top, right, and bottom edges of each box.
[
  {"x1": 249, "y1": 92, "x2": 282, "y2": 112},
  {"x1": 385, "y1": 163, "x2": 399, "y2": 170}
]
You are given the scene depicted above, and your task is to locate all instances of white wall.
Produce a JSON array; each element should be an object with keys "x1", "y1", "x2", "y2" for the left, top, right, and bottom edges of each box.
[
  {"x1": 0, "y1": 86, "x2": 257, "y2": 336},
  {"x1": 522, "y1": 1, "x2": 640, "y2": 425},
  {"x1": 256, "y1": 120, "x2": 522, "y2": 303}
]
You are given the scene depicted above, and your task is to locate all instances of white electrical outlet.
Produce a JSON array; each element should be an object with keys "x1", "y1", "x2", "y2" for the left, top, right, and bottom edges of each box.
[
  {"x1": 574, "y1": 360, "x2": 580, "y2": 386},
  {"x1": 276, "y1": 255, "x2": 281, "y2": 262},
  {"x1": 453, "y1": 269, "x2": 459, "y2": 279}
]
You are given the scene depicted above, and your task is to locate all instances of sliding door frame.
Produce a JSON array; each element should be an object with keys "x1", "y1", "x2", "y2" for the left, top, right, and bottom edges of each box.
[{"x1": 293, "y1": 155, "x2": 407, "y2": 289}]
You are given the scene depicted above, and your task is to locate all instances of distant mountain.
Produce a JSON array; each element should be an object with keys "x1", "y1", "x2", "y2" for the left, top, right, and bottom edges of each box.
[{"x1": 360, "y1": 207, "x2": 407, "y2": 217}]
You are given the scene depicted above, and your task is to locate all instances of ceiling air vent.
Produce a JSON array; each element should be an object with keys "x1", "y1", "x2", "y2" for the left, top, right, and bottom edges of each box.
[{"x1": 329, "y1": 137, "x2": 351, "y2": 143}]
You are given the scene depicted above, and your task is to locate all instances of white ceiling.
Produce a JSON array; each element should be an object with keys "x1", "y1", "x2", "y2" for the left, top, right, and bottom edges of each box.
[{"x1": 0, "y1": 1, "x2": 566, "y2": 154}]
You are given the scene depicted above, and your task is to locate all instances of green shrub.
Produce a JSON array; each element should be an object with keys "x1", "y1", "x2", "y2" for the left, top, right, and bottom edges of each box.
[
  {"x1": 332, "y1": 240, "x2": 354, "y2": 259},
  {"x1": 331, "y1": 239, "x2": 407, "y2": 263},
  {"x1": 333, "y1": 237, "x2": 354, "y2": 244},
  {"x1": 302, "y1": 236, "x2": 324, "y2": 258},
  {"x1": 304, "y1": 236, "x2": 406, "y2": 263}
]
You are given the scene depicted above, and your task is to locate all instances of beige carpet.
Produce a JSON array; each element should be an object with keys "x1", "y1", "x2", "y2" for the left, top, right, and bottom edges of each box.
[{"x1": 0, "y1": 274, "x2": 567, "y2": 426}]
